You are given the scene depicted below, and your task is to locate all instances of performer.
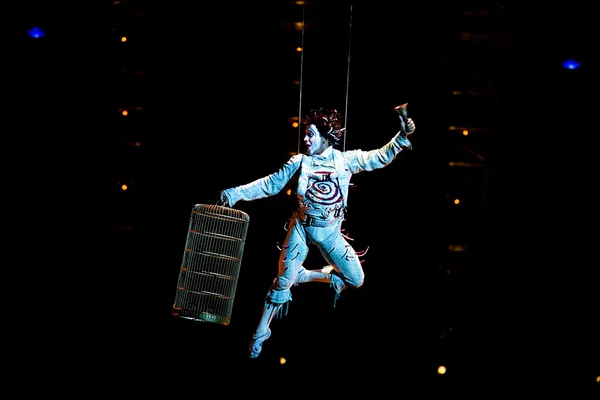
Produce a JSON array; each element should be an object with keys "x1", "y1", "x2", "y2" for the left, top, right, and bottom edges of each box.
[{"x1": 218, "y1": 107, "x2": 415, "y2": 358}]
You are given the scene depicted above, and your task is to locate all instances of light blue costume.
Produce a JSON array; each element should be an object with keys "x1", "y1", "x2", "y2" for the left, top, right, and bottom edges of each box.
[{"x1": 220, "y1": 131, "x2": 412, "y2": 307}]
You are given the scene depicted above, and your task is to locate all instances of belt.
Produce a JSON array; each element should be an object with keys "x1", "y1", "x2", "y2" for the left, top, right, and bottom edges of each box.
[{"x1": 294, "y1": 210, "x2": 341, "y2": 227}]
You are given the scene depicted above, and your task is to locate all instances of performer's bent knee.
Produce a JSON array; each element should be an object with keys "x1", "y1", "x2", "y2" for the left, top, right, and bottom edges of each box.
[
  {"x1": 346, "y1": 277, "x2": 364, "y2": 289},
  {"x1": 266, "y1": 289, "x2": 292, "y2": 304},
  {"x1": 344, "y1": 269, "x2": 365, "y2": 289},
  {"x1": 267, "y1": 275, "x2": 295, "y2": 304}
]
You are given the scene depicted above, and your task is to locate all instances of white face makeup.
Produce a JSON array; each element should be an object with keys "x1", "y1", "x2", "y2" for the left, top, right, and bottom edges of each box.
[{"x1": 304, "y1": 124, "x2": 329, "y2": 156}]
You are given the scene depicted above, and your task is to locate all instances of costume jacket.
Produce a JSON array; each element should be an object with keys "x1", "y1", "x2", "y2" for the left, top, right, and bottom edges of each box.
[{"x1": 221, "y1": 131, "x2": 410, "y2": 223}]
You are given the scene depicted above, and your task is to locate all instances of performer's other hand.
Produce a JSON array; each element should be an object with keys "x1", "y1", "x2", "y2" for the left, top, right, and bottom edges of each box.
[{"x1": 217, "y1": 191, "x2": 230, "y2": 207}]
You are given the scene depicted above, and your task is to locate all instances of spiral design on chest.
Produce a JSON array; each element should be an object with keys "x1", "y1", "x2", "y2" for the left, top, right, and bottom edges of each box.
[{"x1": 306, "y1": 180, "x2": 343, "y2": 206}]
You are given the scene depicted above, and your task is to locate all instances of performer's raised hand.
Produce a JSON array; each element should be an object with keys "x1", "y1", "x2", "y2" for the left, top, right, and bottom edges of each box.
[{"x1": 400, "y1": 117, "x2": 416, "y2": 137}]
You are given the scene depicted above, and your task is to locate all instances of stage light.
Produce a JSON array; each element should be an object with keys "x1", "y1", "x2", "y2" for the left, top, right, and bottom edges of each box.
[
  {"x1": 27, "y1": 27, "x2": 45, "y2": 39},
  {"x1": 562, "y1": 59, "x2": 581, "y2": 70}
]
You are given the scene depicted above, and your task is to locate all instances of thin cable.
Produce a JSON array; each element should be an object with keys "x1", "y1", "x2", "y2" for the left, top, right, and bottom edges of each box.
[
  {"x1": 297, "y1": 3, "x2": 353, "y2": 153},
  {"x1": 342, "y1": 4, "x2": 353, "y2": 152},
  {"x1": 297, "y1": 3, "x2": 306, "y2": 155}
]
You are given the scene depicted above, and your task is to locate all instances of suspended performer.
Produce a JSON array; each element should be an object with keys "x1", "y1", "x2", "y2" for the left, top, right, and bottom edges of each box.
[{"x1": 218, "y1": 107, "x2": 416, "y2": 358}]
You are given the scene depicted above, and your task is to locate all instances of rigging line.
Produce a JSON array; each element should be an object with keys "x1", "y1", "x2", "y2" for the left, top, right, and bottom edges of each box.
[
  {"x1": 343, "y1": 3, "x2": 353, "y2": 152},
  {"x1": 297, "y1": 3, "x2": 353, "y2": 153},
  {"x1": 297, "y1": 3, "x2": 306, "y2": 155}
]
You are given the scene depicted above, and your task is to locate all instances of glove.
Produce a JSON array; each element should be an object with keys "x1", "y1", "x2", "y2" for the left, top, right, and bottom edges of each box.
[
  {"x1": 217, "y1": 190, "x2": 230, "y2": 207},
  {"x1": 400, "y1": 117, "x2": 416, "y2": 138}
]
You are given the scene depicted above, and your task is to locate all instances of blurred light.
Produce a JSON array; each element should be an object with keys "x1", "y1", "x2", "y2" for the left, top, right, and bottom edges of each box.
[
  {"x1": 447, "y1": 244, "x2": 467, "y2": 252},
  {"x1": 453, "y1": 198, "x2": 460, "y2": 205},
  {"x1": 122, "y1": 110, "x2": 128, "y2": 116},
  {"x1": 462, "y1": 130, "x2": 469, "y2": 136},
  {"x1": 121, "y1": 36, "x2": 127, "y2": 43},
  {"x1": 292, "y1": 122, "x2": 299, "y2": 128},
  {"x1": 121, "y1": 184, "x2": 128, "y2": 191},
  {"x1": 448, "y1": 126, "x2": 488, "y2": 133},
  {"x1": 437, "y1": 365, "x2": 447, "y2": 375},
  {"x1": 448, "y1": 161, "x2": 483, "y2": 167},
  {"x1": 28, "y1": 27, "x2": 45, "y2": 39},
  {"x1": 279, "y1": 357, "x2": 287, "y2": 365},
  {"x1": 296, "y1": 47, "x2": 302, "y2": 52},
  {"x1": 561, "y1": 59, "x2": 581, "y2": 70}
]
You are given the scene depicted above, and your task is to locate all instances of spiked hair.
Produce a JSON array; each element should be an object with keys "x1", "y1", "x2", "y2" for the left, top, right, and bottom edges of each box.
[{"x1": 302, "y1": 108, "x2": 345, "y2": 146}]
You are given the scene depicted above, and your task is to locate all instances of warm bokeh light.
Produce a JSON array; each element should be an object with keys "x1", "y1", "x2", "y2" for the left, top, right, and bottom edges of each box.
[
  {"x1": 296, "y1": 47, "x2": 302, "y2": 52},
  {"x1": 279, "y1": 357, "x2": 287, "y2": 365},
  {"x1": 448, "y1": 126, "x2": 488, "y2": 133},
  {"x1": 121, "y1": 184, "x2": 128, "y2": 191},
  {"x1": 292, "y1": 122, "x2": 299, "y2": 128},
  {"x1": 453, "y1": 198, "x2": 460, "y2": 205},
  {"x1": 437, "y1": 365, "x2": 447, "y2": 375},
  {"x1": 462, "y1": 130, "x2": 468, "y2": 136},
  {"x1": 122, "y1": 110, "x2": 128, "y2": 116},
  {"x1": 121, "y1": 36, "x2": 127, "y2": 42}
]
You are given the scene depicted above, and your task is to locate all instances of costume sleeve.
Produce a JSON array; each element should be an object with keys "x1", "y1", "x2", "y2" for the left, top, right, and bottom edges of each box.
[
  {"x1": 221, "y1": 154, "x2": 303, "y2": 208},
  {"x1": 344, "y1": 132, "x2": 411, "y2": 174}
]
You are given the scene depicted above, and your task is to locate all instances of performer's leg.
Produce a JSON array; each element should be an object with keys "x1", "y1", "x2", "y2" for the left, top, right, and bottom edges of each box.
[
  {"x1": 317, "y1": 227, "x2": 365, "y2": 295},
  {"x1": 295, "y1": 265, "x2": 333, "y2": 284},
  {"x1": 249, "y1": 300, "x2": 280, "y2": 358},
  {"x1": 249, "y1": 219, "x2": 308, "y2": 358},
  {"x1": 252, "y1": 300, "x2": 281, "y2": 339}
]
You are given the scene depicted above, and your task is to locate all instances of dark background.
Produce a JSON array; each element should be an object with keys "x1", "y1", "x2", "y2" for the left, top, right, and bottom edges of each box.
[{"x1": 4, "y1": 0, "x2": 599, "y2": 397}]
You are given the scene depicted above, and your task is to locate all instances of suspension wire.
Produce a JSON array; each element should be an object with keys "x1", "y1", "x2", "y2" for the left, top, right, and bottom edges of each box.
[
  {"x1": 297, "y1": 3, "x2": 306, "y2": 155},
  {"x1": 342, "y1": 4, "x2": 353, "y2": 152},
  {"x1": 297, "y1": 3, "x2": 353, "y2": 154}
]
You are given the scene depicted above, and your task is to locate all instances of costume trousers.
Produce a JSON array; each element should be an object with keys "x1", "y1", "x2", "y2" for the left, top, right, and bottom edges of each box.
[{"x1": 265, "y1": 216, "x2": 365, "y2": 305}]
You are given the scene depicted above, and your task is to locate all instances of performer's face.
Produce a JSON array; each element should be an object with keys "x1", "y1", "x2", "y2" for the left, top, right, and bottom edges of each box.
[{"x1": 304, "y1": 124, "x2": 329, "y2": 156}]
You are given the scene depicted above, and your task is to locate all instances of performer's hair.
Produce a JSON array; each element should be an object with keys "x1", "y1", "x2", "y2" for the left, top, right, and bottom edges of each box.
[{"x1": 303, "y1": 108, "x2": 345, "y2": 145}]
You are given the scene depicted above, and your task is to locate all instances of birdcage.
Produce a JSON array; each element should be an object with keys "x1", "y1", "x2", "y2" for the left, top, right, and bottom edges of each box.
[{"x1": 172, "y1": 204, "x2": 250, "y2": 326}]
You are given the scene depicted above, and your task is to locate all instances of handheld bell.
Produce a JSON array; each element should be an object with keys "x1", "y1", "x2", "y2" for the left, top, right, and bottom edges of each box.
[
  {"x1": 393, "y1": 103, "x2": 411, "y2": 136},
  {"x1": 393, "y1": 103, "x2": 408, "y2": 121}
]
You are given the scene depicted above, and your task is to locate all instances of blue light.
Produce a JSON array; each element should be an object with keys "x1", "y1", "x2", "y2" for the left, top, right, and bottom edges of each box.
[
  {"x1": 562, "y1": 59, "x2": 581, "y2": 70},
  {"x1": 28, "y1": 27, "x2": 45, "y2": 39}
]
